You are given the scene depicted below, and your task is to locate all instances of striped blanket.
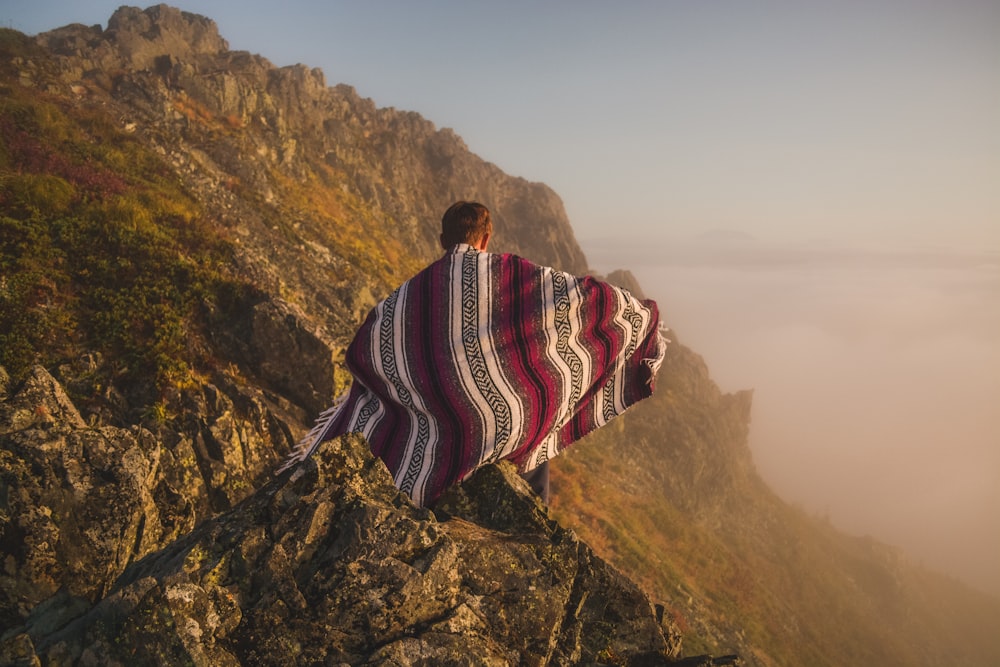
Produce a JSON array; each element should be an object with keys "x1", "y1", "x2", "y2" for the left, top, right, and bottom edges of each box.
[{"x1": 280, "y1": 244, "x2": 667, "y2": 506}]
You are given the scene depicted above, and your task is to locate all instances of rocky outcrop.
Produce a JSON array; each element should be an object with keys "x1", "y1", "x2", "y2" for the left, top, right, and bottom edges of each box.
[
  {"x1": 1, "y1": 366, "x2": 688, "y2": 665},
  {"x1": 603, "y1": 342, "x2": 759, "y2": 522},
  {"x1": 246, "y1": 298, "x2": 340, "y2": 417},
  {"x1": 602, "y1": 269, "x2": 647, "y2": 300},
  {"x1": 34, "y1": 3, "x2": 588, "y2": 282},
  {"x1": 36, "y1": 4, "x2": 228, "y2": 72},
  {"x1": 0, "y1": 365, "x2": 295, "y2": 634},
  {"x1": 0, "y1": 366, "x2": 164, "y2": 631}
]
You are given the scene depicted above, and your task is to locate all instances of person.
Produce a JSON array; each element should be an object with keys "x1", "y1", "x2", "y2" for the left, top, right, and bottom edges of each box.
[{"x1": 278, "y1": 201, "x2": 668, "y2": 507}]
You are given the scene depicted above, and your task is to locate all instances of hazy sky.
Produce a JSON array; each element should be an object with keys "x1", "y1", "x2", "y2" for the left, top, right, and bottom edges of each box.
[
  {"x1": 5, "y1": 2, "x2": 999, "y2": 595},
  {"x1": 5, "y1": 1, "x2": 998, "y2": 252}
]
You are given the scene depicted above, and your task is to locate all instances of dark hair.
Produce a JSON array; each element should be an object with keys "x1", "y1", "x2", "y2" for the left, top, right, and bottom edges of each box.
[{"x1": 440, "y1": 201, "x2": 492, "y2": 247}]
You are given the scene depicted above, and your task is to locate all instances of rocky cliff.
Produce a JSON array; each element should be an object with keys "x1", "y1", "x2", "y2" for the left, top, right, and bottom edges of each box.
[{"x1": 0, "y1": 366, "x2": 687, "y2": 665}]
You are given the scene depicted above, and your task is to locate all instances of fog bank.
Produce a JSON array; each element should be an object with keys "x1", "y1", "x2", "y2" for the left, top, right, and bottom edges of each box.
[{"x1": 587, "y1": 236, "x2": 1000, "y2": 598}]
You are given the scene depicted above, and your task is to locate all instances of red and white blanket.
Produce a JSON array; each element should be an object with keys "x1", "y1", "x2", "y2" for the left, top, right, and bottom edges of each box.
[{"x1": 280, "y1": 244, "x2": 667, "y2": 506}]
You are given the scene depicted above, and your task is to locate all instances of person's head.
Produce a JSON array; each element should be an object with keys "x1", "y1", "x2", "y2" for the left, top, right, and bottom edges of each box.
[{"x1": 440, "y1": 201, "x2": 492, "y2": 251}]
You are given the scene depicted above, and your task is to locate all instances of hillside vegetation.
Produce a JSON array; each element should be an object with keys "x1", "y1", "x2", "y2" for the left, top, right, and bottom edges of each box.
[
  {"x1": 1, "y1": 36, "x2": 242, "y2": 413},
  {"x1": 2, "y1": 7, "x2": 999, "y2": 665}
]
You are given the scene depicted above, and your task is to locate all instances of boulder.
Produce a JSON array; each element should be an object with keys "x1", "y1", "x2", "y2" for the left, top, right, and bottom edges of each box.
[
  {"x1": 6, "y1": 432, "x2": 683, "y2": 665},
  {"x1": 0, "y1": 367, "x2": 163, "y2": 630}
]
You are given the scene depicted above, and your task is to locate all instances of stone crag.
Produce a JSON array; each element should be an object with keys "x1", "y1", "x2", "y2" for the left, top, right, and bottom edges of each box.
[{"x1": 1, "y1": 366, "x2": 690, "y2": 665}]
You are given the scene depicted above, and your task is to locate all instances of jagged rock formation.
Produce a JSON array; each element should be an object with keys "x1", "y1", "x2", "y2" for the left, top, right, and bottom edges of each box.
[
  {"x1": 1, "y1": 366, "x2": 686, "y2": 665},
  {"x1": 0, "y1": 365, "x2": 287, "y2": 633},
  {"x1": 32, "y1": 2, "x2": 588, "y2": 317}
]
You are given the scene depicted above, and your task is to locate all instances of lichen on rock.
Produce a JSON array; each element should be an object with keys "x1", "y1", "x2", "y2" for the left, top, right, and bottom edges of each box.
[{"x1": 3, "y1": 381, "x2": 683, "y2": 664}]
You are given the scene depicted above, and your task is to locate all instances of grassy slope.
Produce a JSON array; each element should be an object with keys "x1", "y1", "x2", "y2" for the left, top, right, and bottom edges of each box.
[{"x1": 1, "y1": 29, "x2": 249, "y2": 416}]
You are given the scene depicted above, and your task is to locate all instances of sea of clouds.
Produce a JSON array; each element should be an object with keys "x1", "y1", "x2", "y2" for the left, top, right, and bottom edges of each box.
[{"x1": 586, "y1": 234, "x2": 1000, "y2": 597}]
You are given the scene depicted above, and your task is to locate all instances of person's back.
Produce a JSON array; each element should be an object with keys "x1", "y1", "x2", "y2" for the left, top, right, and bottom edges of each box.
[{"x1": 279, "y1": 202, "x2": 667, "y2": 507}]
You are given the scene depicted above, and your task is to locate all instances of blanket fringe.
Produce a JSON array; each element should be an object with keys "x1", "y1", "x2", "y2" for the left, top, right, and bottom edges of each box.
[
  {"x1": 274, "y1": 392, "x2": 348, "y2": 474},
  {"x1": 644, "y1": 326, "x2": 671, "y2": 386}
]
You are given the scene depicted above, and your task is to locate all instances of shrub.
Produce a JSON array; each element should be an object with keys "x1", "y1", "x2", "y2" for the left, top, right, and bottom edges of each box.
[{"x1": 0, "y1": 81, "x2": 251, "y2": 419}]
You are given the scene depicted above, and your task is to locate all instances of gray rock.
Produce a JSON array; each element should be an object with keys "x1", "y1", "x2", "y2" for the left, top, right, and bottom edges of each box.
[
  {"x1": 9, "y1": 433, "x2": 681, "y2": 665},
  {"x1": 0, "y1": 367, "x2": 163, "y2": 630},
  {"x1": 0, "y1": 364, "x2": 301, "y2": 634},
  {"x1": 248, "y1": 298, "x2": 338, "y2": 417}
]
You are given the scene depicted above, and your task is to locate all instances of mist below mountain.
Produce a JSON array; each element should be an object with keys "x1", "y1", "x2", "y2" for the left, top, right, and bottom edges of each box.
[{"x1": 585, "y1": 234, "x2": 1000, "y2": 598}]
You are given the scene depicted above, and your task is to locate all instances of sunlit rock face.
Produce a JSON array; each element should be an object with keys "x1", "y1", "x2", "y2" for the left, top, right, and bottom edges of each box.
[
  {"x1": 0, "y1": 366, "x2": 165, "y2": 629},
  {"x1": 0, "y1": 365, "x2": 290, "y2": 632},
  {"x1": 2, "y1": 368, "x2": 682, "y2": 665}
]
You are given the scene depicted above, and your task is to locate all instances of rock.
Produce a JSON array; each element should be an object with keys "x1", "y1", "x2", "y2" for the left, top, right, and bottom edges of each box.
[
  {"x1": 248, "y1": 298, "x2": 338, "y2": 417},
  {"x1": 437, "y1": 465, "x2": 685, "y2": 663},
  {"x1": 0, "y1": 366, "x2": 10, "y2": 401},
  {"x1": 11, "y1": 434, "x2": 682, "y2": 665},
  {"x1": 0, "y1": 363, "x2": 303, "y2": 634},
  {"x1": 604, "y1": 268, "x2": 647, "y2": 300},
  {"x1": 103, "y1": 4, "x2": 229, "y2": 70},
  {"x1": 0, "y1": 365, "x2": 86, "y2": 435},
  {"x1": 0, "y1": 367, "x2": 163, "y2": 630},
  {"x1": 0, "y1": 633, "x2": 40, "y2": 667}
]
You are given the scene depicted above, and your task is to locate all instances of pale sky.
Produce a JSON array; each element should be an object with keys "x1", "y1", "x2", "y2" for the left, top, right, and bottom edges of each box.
[
  {"x1": 5, "y1": 2, "x2": 1000, "y2": 596},
  {"x1": 4, "y1": 1, "x2": 999, "y2": 252}
]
